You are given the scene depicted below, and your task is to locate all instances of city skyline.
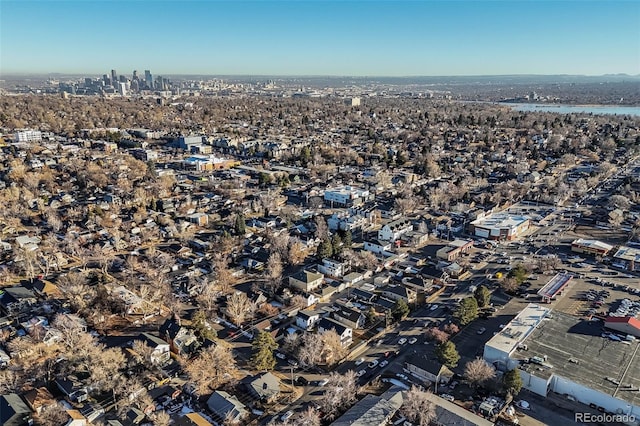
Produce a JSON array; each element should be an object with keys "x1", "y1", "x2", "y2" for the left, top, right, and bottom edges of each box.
[{"x1": 1, "y1": 0, "x2": 639, "y2": 77}]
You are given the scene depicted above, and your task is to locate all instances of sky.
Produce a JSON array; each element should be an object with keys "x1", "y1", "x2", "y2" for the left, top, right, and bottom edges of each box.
[{"x1": 1, "y1": 0, "x2": 639, "y2": 76}]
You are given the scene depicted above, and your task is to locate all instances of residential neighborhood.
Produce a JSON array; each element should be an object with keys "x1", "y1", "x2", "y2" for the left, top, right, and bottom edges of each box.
[{"x1": 0, "y1": 76, "x2": 639, "y2": 426}]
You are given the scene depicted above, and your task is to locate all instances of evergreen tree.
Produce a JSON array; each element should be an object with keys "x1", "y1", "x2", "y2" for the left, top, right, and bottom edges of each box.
[
  {"x1": 392, "y1": 299, "x2": 410, "y2": 321},
  {"x1": 251, "y1": 331, "x2": 278, "y2": 371},
  {"x1": 192, "y1": 310, "x2": 217, "y2": 341},
  {"x1": 436, "y1": 341, "x2": 460, "y2": 368},
  {"x1": 474, "y1": 285, "x2": 491, "y2": 308},
  {"x1": 332, "y1": 233, "x2": 343, "y2": 256},
  {"x1": 454, "y1": 297, "x2": 479, "y2": 326},
  {"x1": 342, "y1": 230, "x2": 352, "y2": 248},
  {"x1": 317, "y1": 238, "x2": 333, "y2": 259},
  {"x1": 503, "y1": 368, "x2": 524, "y2": 396},
  {"x1": 234, "y1": 214, "x2": 246, "y2": 236}
]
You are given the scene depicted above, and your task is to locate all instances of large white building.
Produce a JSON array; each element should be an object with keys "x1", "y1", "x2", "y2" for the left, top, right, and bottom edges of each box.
[
  {"x1": 484, "y1": 304, "x2": 640, "y2": 423},
  {"x1": 470, "y1": 213, "x2": 530, "y2": 241},
  {"x1": 378, "y1": 217, "x2": 413, "y2": 242},
  {"x1": 324, "y1": 186, "x2": 371, "y2": 208},
  {"x1": 14, "y1": 130, "x2": 42, "y2": 143}
]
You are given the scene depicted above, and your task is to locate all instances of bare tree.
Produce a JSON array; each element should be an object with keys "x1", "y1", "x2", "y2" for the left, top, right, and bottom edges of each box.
[
  {"x1": 265, "y1": 252, "x2": 284, "y2": 293},
  {"x1": 297, "y1": 332, "x2": 324, "y2": 367},
  {"x1": 184, "y1": 345, "x2": 238, "y2": 395},
  {"x1": 463, "y1": 358, "x2": 496, "y2": 388},
  {"x1": 320, "y1": 329, "x2": 348, "y2": 366},
  {"x1": 36, "y1": 403, "x2": 69, "y2": 426},
  {"x1": 314, "y1": 215, "x2": 329, "y2": 240},
  {"x1": 226, "y1": 291, "x2": 254, "y2": 326},
  {"x1": 318, "y1": 370, "x2": 359, "y2": 420},
  {"x1": 401, "y1": 386, "x2": 436, "y2": 426},
  {"x1": 292, "y1": 407, "x2": 321, "y2": 426}
]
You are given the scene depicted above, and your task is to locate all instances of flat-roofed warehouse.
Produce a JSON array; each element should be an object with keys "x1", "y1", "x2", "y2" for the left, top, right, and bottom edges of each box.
[
  {"x1": 571, "y1": 239, "x2": 614, "y2": 256},
  {"x1": 470, "y1": 213, "x2": 530, "y2": 241},
  {"x1": 484, "y1": 304, "x2": 640, "y2": 418}
]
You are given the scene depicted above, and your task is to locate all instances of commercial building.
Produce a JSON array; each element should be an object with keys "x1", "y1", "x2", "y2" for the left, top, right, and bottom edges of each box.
[
  {"x1": 14, "y1": 130, "x2": 42, "y2": 143},
  {"x1": 612, "y1": 246, "x2": 640, "y2": 271},
  {"x1": 324, "y1": 186, "x2": 371, "y2": 208},
  {"x1": 183, "y1": 155, "x2": 237, "y2": 171},
  {"x1": 571, "y1": 239, "x2": 614, "y2": 257},
  {"x1": 436, "y1": 239, "x2": 474, "y2": 262},
  {"x1": 484, "y1": 304, "x2": 640, "y2": 422},
  {"x1": 470, "y1": 213, "x2": 530, "y2": 241}
]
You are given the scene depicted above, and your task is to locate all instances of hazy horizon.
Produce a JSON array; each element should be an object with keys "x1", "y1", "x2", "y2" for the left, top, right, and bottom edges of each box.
[{"x1": 1, "y1": 1, "x2": 639, "y2": 76}]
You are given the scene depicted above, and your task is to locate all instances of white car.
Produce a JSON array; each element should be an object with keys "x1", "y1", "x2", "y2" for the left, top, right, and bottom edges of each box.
[
  {"x1": 368, "y1": 360, "x2": 379, "y2": 369},
  {"x1": 398, "y1": 337, "x2": 407, "y2": 345},
  {"x1": 356, "y1": 369, "x2": 367, "y2": 377},
  {"x1": 318, "y1": 378, "x2": 329, "y2": 387},
  {"x1": 379, "y1": 360, "x2": 389, "y2": 368},
  {"x1": 281, "y1": 410, "x2": 294, "y2": 422},
  {"x1": 355, "y1": 358, "x2": 365, "y2": 366},
  {"x1": 430, "y1": 304, "x2": 439, "y2": 311},
  {"x1": 440, "y1": 393, "x2": 455, "y2": 402},
  {"x1": 408, "y1": 337, "x2": 417, "y2": 344},
  {"x1": 396, "y1": 373, "x2": 409, "y2": 381}
]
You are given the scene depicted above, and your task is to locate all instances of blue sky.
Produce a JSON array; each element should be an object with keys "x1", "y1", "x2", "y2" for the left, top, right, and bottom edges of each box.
[{"x1": 1, "y1": 0, "x2": 639, "y2": 76}]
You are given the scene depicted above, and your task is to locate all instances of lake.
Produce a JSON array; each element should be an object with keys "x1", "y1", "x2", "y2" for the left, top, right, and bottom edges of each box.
[{"x1": 507, "y1": 103, "x2": 640, "y2": 117}]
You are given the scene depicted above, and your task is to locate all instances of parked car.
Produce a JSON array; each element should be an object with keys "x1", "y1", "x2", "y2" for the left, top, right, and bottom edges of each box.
[
  {"x1": 379, "y1": 360, "x2": 389, "y2": 368},
  {"x1": 368, "y1": 360, "x2": 379, "y2": 369},
  {"x1": 355, "y1": 358, "x2": 365, "y2": 366},
  {"x1": 477, "y1": 327, "x2": 486, "y2": 335},
  {"x1": 356, "y1": 369, "x2": 367, "y2": 377},
  {"x1": 398, "y1": 337, "x2": 407, "y2": 345},
  {"x1": 408, "y1": 337, "x2": 418, "y2": 344},
  {"x1": 440, "y1": 394, "x2": 455, "y2": 402},
  {"x1": 281, "y1": 410, "x2": 294, "y2": 422}
]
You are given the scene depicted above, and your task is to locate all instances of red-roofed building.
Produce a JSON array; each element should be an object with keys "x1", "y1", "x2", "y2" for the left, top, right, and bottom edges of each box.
[{"x1": 604, "y1": 316, "x2": 640, "y2": 338}]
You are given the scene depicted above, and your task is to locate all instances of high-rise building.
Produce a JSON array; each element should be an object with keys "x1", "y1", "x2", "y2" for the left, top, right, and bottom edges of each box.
[
  {"x1": 132, "y1": 70, "x2": 138, "y2": 81},
  {"x1": 103, "y1": 74, "x2": 110, "y2": 86},
  {"x1": 144, "y1": 70, "x2": 153, "y2": 89},
  {"x1": 111, "y1": 69, "x2": 117, "y2": 84}
]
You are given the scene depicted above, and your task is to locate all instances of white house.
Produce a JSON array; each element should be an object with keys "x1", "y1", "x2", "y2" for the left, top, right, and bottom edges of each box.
[
  {"x1": 324, "y1": 186, "x2": 370, "y2": 208},
  {"x1": 378, "y1": 218, "x2": 413, "y2": 242},
  {"x1": 317, "y1": 317, "x2": 353, "y2": 347},
  {"x1": 295, "y1": 309, "x2": 320, "y2": 331},
  {"x1": 317, "y1": 258, "x2": 346, "y2": 278}
]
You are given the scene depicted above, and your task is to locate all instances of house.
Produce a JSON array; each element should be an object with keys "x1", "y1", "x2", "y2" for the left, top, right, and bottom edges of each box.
[
  {"x1": 331, "y1": 386, "x2": 404, "y2": 426},
  {"x1": 317, "y1": 258, "x2": 346, "y2": 278},
  {"x1": 246, "y1": 372, "x2": 280, "y2": 402},
  {"x1": 0, "y1": 393, "x2": 32, "y2": 426},
  {"x1": 0, "y1": 286, "x2": 38, "y2": 315},
  {"x1": 64, "y1": 409, "x2": 88, "y2": 426},
  {"x1": 56, "y1": 376, "x2": 89, "y2": 403},
  {"x1": 175, "y1": 413, "x2": 214, "y2": 426},
  {"x1": 23, "y1": 387, "x2": 56, "y2": 415},
  {"x1": 422, "y1": 393, "x2": 493, "y2": 426},
  {"x1": 137, "y1": 333, "x2": 171, "y2": 364},
  {"x1": 363, "y1": 240, "x2": 393, "y2": 256},
  {"x1": 159, "y1": 319, "x2": 200, "y2": 356},
  {"x1": 206, "y1": 391, "x2": 249, "y2": 423},
  {"x1": 381, "y1": 285, "x2": 417, "y2": 304},
  {"x1": 289, "y1": 270, "x2": 324, "y2": 292},
  {"x1": 378, "y1": 218, "x2": 413, "y2": 242},
  {"x1": 187, "y1": 213, "x2": 209, "y2": 227},
  {"x1": 324, "y1": 186, "x2": 371, "y2": 208},
  {"x1": 317, "y1": 317, "x2": 352, "y2": 347},
  {"x1": 296, "y1": 309, "x2": 320, "y2": 331},
  {"x1": 332, "y1": 304, "x2": 366, "y2": 330},
  {"x1": 404, "y1": 352, "x2": 453, "y2": 386}
]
